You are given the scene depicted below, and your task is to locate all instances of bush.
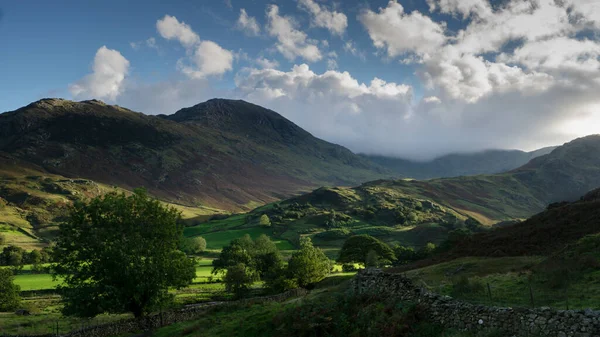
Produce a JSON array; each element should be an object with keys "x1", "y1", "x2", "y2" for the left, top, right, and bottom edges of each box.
[
  {"x1": 273, "y1": 292, "x2": 427, "y2": 337},
  {"x1": 451, "y1": 276, "x2": 485, "y2": 297},
  {"x1": 0, "y1": 233, "x2": 5, "y2": 246},
  {"x1": 181, "y1": 236, "x2": 207, "y2": 254}
]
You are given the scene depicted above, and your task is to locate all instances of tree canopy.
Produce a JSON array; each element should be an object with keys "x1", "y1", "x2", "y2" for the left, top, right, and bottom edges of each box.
[
  {"x1": 288, "y1": 237, "x2": 331, "y2": 287},
  {"x1": 181, "y1": 236, "x2": 207, "y2": 254},
  {"x1": 337, "y1": 235, "x2": 395, "y2": 265},
  {"x1": 52, "y1": 189, "x2": 195, "y2": 318},
  {"x1": 0, "y1": 269, "x2": 21, "y2": 311}
]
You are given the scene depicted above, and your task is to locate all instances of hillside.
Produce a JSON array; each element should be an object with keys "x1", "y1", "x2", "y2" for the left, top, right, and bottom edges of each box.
[
  {"x1": 184, "y1": 135, "x2": 600, "y2": 256},
  {"x1": 363, "y1": 146, "x2": 556, "y2": 179},
  {"x1": 447, "y1": 187, "x2": 600, "y2": 258},
  {"x1": 0, "y1": 98, "x2": 389, "y2": 212}
]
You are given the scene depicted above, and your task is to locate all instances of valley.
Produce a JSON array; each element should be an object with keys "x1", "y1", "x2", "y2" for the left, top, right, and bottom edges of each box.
[{"x1": 1, "y1": 99, "x2": 600, "y2": 337}]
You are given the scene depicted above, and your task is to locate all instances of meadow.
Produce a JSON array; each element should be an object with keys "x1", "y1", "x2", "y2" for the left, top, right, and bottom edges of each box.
[{"x1": 403, "y1": 256, "x2": 600, "y2": 310}]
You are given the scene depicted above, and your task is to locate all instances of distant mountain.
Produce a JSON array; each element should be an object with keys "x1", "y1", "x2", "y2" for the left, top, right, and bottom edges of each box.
[
  {"x1": 362, "y1": 147, "x2": 556, "y2": 179},
  {"x1": 186, "y1": 135, "x2": 600, "y2": 254},
  {"x1": 0, "y1": 98, "x2": 389, "y2": 211},
  {"x1": 354, "y1": 135, "x2": 600, "y2": 223}
]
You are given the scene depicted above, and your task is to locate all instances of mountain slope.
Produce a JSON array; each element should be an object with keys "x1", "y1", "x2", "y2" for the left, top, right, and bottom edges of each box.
[
  {"x1": 183, "y1": 135, "x2": 600, "y2": 256},
  {"x1": 0, "y1": 98, "x2": 389, "y2": 211},
  {"x1": 363, "y1": 146, "x2": 556, "y2": 179},
  {"x1": 447, "y1": 187, "x2": 600, "y2": 258}
]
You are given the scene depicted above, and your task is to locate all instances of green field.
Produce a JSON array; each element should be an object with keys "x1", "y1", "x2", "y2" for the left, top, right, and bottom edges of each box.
[
  {"x1": 13, "y1": 273, "x2": 62, "y2": 291},
  {"x1": 186, "y1": 226, "x2": 295, "y2": 251}
]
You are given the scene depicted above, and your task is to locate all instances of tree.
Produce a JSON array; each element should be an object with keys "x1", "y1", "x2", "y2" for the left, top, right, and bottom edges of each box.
[
  {"x1": 0, "y1": 246, "x2": 24, "y2": 269},
  {"x1": 337, "y1": 235, "x2": 395, "y2": 266},
  {"x1": 417, "y1": 242, "x2": 437, "y2": 259},
  {"x1": 213, "y1": 234, "x2": 285, "y2": 296},
  {"x1": 52, "y1": 189, "x2": 196, "y2": 318},
  {"x1": 393, "y1": 245, "x2": 417, "y2": 265},
  {"x1": 259, "y1": 214, "x2": 271, "y2": 227},
  {"x1": 0, "y1": 233, "x2": 5, "y2": 246},
  {"x1": 224, "y1": 263, "x2": 257, "y2": 298},
  {"x1": 212, "y1": 235, "x2": 255, "y2": 275},
  {"x1": 182, "y1": 236, "x2": 207, "y2": 254},
  {"x1": 0, "y1": 268, "x2": 21, "y2": 311},
  {"x1": 288, "y1": 237, "x2": 331, "y2": 288}
]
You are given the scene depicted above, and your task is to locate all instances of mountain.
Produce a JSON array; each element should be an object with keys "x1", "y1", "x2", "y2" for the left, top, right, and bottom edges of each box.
[
  {"x1": 0, "y1": 98, "x2": 389, "y2": 212},
  {"x1": 184, "y1": 135, "x2": 600, "y2": 256},
  {"x1": 362, "y1": 147, "x2": 556, "y2": 179}
]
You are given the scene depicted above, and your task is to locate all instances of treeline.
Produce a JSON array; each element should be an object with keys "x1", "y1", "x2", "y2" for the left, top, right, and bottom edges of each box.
[
  {"x1": 0, "y1": 245, "x2": 55, "y2": 272},
  {"x1": 213, "y1": 235, "x2": 331, "y2": 298}
]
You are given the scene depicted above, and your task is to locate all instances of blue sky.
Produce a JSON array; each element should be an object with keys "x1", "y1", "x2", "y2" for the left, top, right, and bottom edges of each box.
[
  {"x1": 1, "y1": 0, "x2": 423, "y2": 111},
  {"x1": 1, "y1": 0, "x2": 600, "y2": 159}
]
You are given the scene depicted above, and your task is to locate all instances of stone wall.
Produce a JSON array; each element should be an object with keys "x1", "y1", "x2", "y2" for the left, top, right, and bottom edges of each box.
[{"x1": 350, "y1": 269, "x2": 600, "y2": 337}]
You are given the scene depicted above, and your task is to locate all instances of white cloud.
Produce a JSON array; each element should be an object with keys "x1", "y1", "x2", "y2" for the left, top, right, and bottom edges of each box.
[
  {"x1": 498, "y1": 37, "x2": 600, "y2": 77},
  {"x1": 69, "y1": 46, "x2": 129, "y2": 101},
  {"x1": 255, "y1": 57, "x2": 279, "y2": 69},
  {"x1": 178, "y1": 41, "x2": 234, "y2": 79},
  {"x1": 156, "y1": 15, "x2": 200, "y2": 48},
  {"x1": 156, "y1": 15, "x2": 233, "y2": 78},
  {"x1": 266, "y1": 5, "x2": 322, "y2": 62},
  {"x1": 236, "y1": 9, "x2": 261, "y2": 36},
  {"x1": 298, "y1": 0, "x2": 348, "y2": 36},
  {"x1": 426, "y1": 0, "x2": 492, "y2": 19},
  {"x1": 327, "y1": 58, "x2": 338, "y2": 70},
  {"x1": 359, "y1": 1, "x2": 447, "y2": 58},
  {"x1": 146, "y1": 37, "x2": 157, "y2": 49},
  {"x1": 343, "y1": 40, "x2": 366, "y2": 60},
  {"x1": 130, "y1": 37, "x2": 158, "y2": 51}
]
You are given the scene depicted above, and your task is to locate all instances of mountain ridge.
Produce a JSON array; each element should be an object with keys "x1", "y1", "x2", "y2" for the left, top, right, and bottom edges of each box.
[{"x1": 0, "y1": 98, "x2": 389, "y2": 211}]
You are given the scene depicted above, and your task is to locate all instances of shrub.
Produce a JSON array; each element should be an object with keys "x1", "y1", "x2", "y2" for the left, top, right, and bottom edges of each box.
[
  {"x1": 451, "y1": 276, "x2": 485, "y2": 297},
  {"x1": 338, "y1": 235, "x2": 395, "y2": 266},
  {"x1": 181, "y1": 236, "x2": 207, "y2": 254},
  {"x1": 273, "y1": 292, "x2": 427, "y2": 337},
  {"x1": 259, "y1": 214, "x2": 271, "y2": 227}
]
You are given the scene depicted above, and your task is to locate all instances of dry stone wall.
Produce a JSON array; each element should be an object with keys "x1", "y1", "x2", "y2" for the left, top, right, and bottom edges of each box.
[{"x1": 350, "y1": 269, "x2": 600, "y2": 337}]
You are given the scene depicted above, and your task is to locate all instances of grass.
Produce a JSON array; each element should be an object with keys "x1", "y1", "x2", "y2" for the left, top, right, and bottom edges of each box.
[
  {"x1": 403, "y1": 256, "x2": 600, "y2": 309},
  {"x1": 13, "y1": 273, "x2": 62, "y2": 291},
  {"x1": 198, "y1": 227, "x2": 295, "y2": 251}
]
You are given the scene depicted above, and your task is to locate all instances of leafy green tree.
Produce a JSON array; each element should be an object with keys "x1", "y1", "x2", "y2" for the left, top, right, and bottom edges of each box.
[
  {"x1": 182, "y1": 236, "x2": 207, "y2": 254},
  {"x1": 26, "y1": 250, "x2": 43, "y2": 265},
  {"x1": 417, "y1": 242, "x2": 437, "y2": 259},
  {"x1": 52, "y1": 189, "x2": 196, "y2": 318},
  {"x1": 393, "y1": 245, "x2": 417, "y2": 265},
  {"x1": 224, "y1": 263, "x2": 258, "y2": 298},
  {"x1": 212, "y1": 235, "x2": 255, "y2": 275},
  {"x1": 288, "y1": 237, "x2": 331, "y2": 288},
  {"x1": 0, "y1": 246, "x2": 24, "y2": 269},
  {"x1": 337, "y1": 235, "x2": 395, "y2": 266},
  {"x1": 213, "y1": 234, "x2": 285, "y2": 296},
  {"x1": 259, "y1": 214, "x2": 271, "y2": 227},
  {"x1": 0, "y1": 233, "x2": 5, "y2": 246},
  {"x1": 0, "y1": 268, "x2": 21, "y2": 311}
]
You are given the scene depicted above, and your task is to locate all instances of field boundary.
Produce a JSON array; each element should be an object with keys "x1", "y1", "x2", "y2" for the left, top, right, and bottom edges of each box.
[
  {"x1": 0, "y1": 288, "x2": 307, "y2": 337},
  {"x1": 351, "y1": 269, "x2": 600, "y2": 337}
]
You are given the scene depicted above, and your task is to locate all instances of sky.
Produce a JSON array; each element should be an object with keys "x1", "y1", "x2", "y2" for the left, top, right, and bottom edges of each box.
[{"x1": 1, "y1": 0, "x2": 600, "y2": 160}]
